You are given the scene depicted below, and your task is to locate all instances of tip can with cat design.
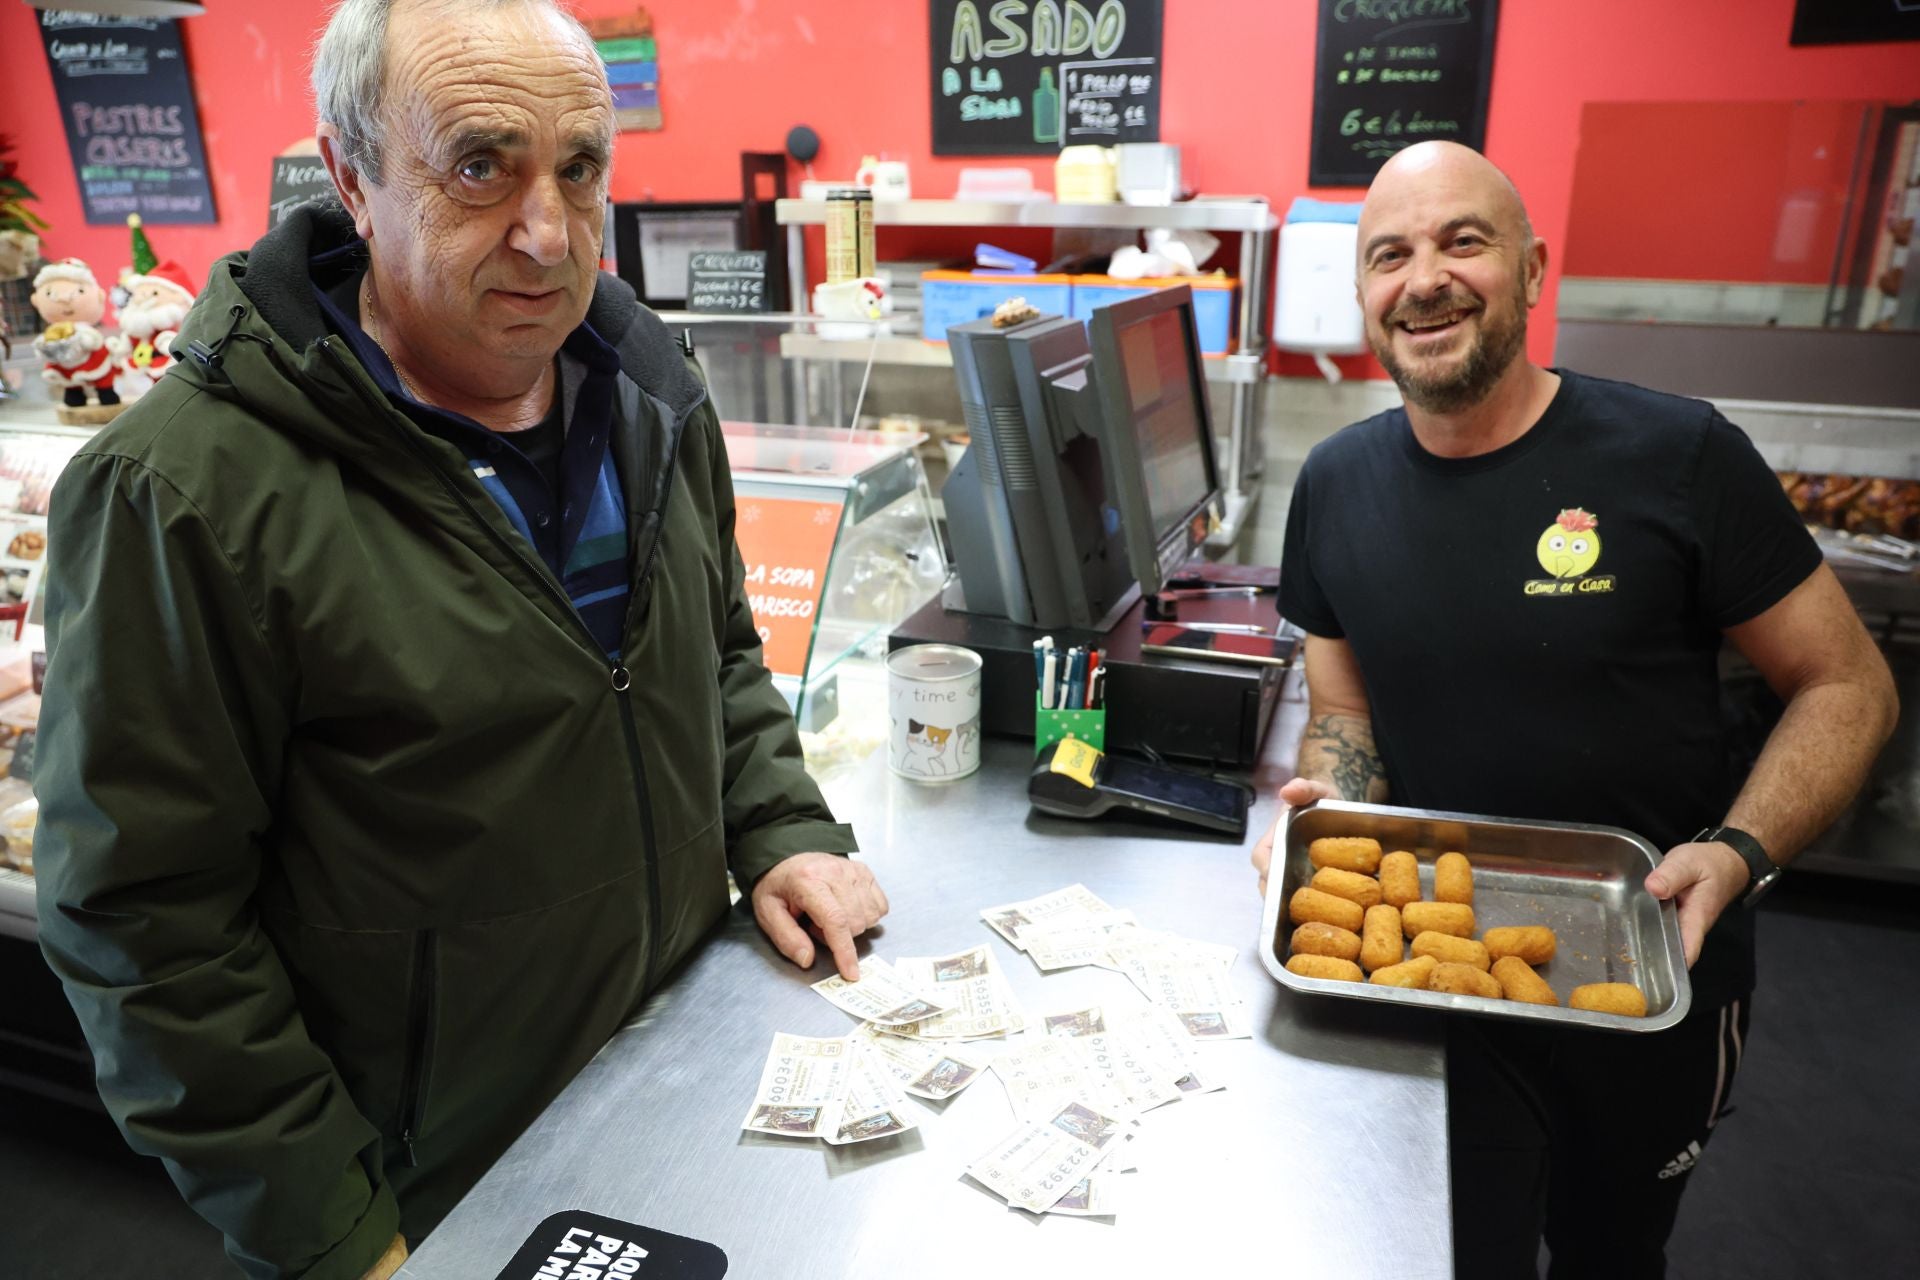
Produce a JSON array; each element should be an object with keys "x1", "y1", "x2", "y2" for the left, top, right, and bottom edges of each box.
[{"x1": 886, "y1": 644, "x2": 983, "y2": 781}]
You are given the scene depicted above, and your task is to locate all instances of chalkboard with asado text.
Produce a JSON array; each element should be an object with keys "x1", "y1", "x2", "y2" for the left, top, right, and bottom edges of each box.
[
  {"x1": 931, "y1": 0, "x2": 1162, "y2": 156},
  {"x1": 686, "y1": 250, "x2": 769, "y2": 314},
  {"x1": 1309, "y1": 0, "x2": 1500, "y2": 187},
  {"x1": 268, "y1": 155, "x2": 335, "y2": 231},
  {"x1": 38, "y1": 10, "x2": 216, "y2": 226}
]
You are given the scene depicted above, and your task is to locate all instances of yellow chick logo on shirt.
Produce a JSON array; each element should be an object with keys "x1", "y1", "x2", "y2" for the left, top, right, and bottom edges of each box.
[{"x1": 1524, "y1": 508, "x2": 1615, "y2": 597}]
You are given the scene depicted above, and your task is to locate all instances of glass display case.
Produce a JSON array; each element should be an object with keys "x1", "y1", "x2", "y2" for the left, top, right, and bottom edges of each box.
[
  {"x1": 721, "y1": 421, "x2": 946, "y2": 765},
  {"x1": 0, "y1": 367, "x2": 91, "y2": 940}
]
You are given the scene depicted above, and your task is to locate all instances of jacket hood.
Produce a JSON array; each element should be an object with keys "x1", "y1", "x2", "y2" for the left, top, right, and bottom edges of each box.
[{"x1": 170, "y1": 202, "x2": 707, "y2": 456}]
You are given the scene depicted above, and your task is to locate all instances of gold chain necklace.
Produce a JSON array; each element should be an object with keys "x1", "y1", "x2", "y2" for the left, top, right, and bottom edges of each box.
[{"x1": 361, "y1": 273, "x2": 430, "y2": 405}]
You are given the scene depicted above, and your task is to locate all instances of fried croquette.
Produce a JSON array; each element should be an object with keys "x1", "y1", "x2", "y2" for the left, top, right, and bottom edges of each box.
[
  {"x1": 1290, "y1": 921, "x2": 1363, "y2": 963},
  {"x1": 1483, "y1": 925, "x2": 1557, "y2": 965},
  {"x1": 1430, "y1": 962, "x2": 1503, "y2": 999},
  {"x1": 1309, "y1": 865, "x2": 1383, "y2": 910},
  {"x1": 1286, "y1": 953, "x2": 1365, "y2": 983},
  {"x1": 1410, "y1": 930, "x2": 1490, "y2": 970},
  {"x1": 1289, "y1": 886, "x2": 1365, "y2": 933},
  {"x1": 1307, "y1": 836, "x2": 1383, "y2": 874},
  {"x1": 1401, "y1": 900, "x2": 1475, "y2": 939},
  {"x1": 1369, "y1": 954, "x2": 1438, "y2": 989},
  {"x1": 1569, "y1": 983, "x2": 1647, "y2": 1016},
  {"x1": 1433, "y1": 851, "x2": 1473, "y2": 905},
  {"x1": 1360, "y1": 904, "x2": 1404, "y2": 972},
  {"x1": 1379, "y1": 850, "x2": 1421, "y2": 908},
  {"x1": 1491, "y1": 956, "x2": 1558, "y2": 1005}
]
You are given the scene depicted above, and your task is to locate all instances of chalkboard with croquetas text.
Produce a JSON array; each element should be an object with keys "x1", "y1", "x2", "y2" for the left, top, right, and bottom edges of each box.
[{"x1": 1309, "y1": 0, "x2": 1500, "y2": 187}]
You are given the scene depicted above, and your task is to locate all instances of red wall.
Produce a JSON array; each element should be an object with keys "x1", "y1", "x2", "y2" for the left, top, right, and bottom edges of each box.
[
  {"x1": 3, "y1": 0, "x2": 1917, "y2": 378},
  {"x1": 1562, "y1": 100, "x2": 1873, "y2": 284}
]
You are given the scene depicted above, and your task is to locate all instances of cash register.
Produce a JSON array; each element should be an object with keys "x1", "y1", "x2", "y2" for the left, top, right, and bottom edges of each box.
[{"x1": 888, "y1": 286, "x2": 1292, "y2": 769}]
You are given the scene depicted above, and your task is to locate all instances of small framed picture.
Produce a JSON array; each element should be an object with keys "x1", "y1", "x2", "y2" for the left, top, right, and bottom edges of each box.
[{"x1": 611, "y1": 201, "x2": 744, "y2": 311}]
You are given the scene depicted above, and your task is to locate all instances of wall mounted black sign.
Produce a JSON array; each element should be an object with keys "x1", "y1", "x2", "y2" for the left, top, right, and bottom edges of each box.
[
  {"x1": 1309, "y1": 0, "x2": 1500, "y2": 187},
  {"x1": 931, "y1": 0, "x2": 1163, "y2": 156},
  {"x1": 268, "y1": 156, "x2": 334, "y2": 230},
  {"x1": 37, "y1": 10, "x2": 216, "y2": 226},
  {"x1": 686, "y1": 250, "x2": 769, "y2": 314},
  {"x1": 1791, "y1": 0, "x2": 1920, "y2": 45},
  {"x1": 494, "y1": 1211, "x2": 727, "y2": 1280}
]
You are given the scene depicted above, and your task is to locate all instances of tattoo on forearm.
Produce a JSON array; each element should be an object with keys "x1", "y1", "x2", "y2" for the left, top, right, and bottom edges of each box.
[{"x1": 1300, "y1": 714, "x2": 1388, "y2": 803}]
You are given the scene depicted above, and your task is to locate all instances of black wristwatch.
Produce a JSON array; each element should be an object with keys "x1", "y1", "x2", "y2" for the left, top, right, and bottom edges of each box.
[{"x1": 1694, "y1": 826, "x2": 1781, "y2": 908}]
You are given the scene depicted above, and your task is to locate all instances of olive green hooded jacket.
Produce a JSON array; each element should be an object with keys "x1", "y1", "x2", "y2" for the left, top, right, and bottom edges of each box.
[{"x1": 33, "y1": 207, "x2": 855, "y2": 1278}]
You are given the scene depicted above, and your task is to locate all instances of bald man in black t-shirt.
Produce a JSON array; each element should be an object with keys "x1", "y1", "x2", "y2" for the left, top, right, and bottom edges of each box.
[{"x1": 1250, "y1": 142, "x2": 1895, "y2": 1278}]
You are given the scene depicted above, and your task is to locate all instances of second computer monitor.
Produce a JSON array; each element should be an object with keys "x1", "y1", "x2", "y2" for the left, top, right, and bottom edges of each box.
[{"x1": 1085, "y1": 285, "x2": 1222, "y2": 596}]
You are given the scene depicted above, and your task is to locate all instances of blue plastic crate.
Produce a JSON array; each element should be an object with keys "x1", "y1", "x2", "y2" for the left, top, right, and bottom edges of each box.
[
  {"x1": 1070, "y1": 276, "x2": 1237, "y2": 356},
  {"x1": 920, "y1": 271, "x2": 1075, "y2": 342}
]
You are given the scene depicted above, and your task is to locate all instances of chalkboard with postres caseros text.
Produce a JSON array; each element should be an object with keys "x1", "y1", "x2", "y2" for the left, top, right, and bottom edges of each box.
[
  {"x1": 1309, "y1": 0, "x2": 1500, "y2": 187},
  {"x1": 931, "y1": 0, "x2": 1163, "y2": 156},
  {"x1": 38, "y1": 10, "x2": 216, "y2": 226}
]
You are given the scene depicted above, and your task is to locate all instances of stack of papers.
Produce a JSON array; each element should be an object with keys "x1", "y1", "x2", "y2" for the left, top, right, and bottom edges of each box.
[
  {"x1": 739, "y1": 884, "x2": 1249, "y2": 1215},
  {"x1": 985, "y1": 886, "x2": 1251, "y2": 1039}
]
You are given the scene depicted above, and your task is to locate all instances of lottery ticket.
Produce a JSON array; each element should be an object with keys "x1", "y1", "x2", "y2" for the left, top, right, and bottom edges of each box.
[
  {"x1": 812, "y1": 956, "x2": 952, "y2": 1026},
  {"x1": 851, "y1": 1025, "x2": 987, "y2": 1100},
  {"x1": 739, "y1": 1033, "x2": 853, "y2": 1140},
  {"x1": 965, "y1": 1101, "x2": 1128, "y2": 1214},
  {"x1": 892, "y1": 946, "x2": 1026, "y2": 1040}
]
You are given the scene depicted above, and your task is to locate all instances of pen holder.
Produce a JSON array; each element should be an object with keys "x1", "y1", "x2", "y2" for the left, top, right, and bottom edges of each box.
[{"x1": 1035, "y1": 695, "x2": 1106, "y2": 757}]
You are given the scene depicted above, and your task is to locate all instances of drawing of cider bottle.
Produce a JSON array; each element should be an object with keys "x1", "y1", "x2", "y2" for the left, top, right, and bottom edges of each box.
[{"x1": 1032, "y1": 67, "x2": 1060, "y2": 144}]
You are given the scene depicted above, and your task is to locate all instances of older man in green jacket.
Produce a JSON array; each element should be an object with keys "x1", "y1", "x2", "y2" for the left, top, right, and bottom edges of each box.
[{"x1": 33, "y1": 2, "x2": 888, "y2": 1277}]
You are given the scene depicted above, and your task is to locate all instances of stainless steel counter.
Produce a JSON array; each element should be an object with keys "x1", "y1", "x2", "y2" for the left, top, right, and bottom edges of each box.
[{"x1": 401, "y1": 683, "x2": 1450, "y2": 1279}]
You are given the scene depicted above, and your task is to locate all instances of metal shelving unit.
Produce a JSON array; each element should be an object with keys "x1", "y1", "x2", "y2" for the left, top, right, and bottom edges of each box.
[{"x1": 775, "y1": 197, "x2": 1278, "y2": 548}]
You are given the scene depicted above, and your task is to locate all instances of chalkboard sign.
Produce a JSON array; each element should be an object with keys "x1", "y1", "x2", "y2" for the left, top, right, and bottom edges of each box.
[
  {"x1": 37, "y1": 11, "x2": 216, "y2": 226},
  {"x1": 930, "y1": 0, "x2": 1163, "y2": 156},
  {"x1": 1309, "y1": 0, "x2": 1500, "y2": 187},
  {"x1": 685, "y1": 250, "x2": 769, "y2": 314},
  {"x1": 267, "y1": 155, "x2": 334, "y2": 230},
  {"x1": 1791, "y1": 0, "x2": 1920, "y2": 46}
]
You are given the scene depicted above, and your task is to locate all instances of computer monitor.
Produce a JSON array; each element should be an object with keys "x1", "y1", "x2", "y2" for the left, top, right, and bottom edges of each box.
[
  {"x1": 942, "y1": 286, "x2": 1219, "y2": 631},
  {"x1": 944, "y1": 313, "x2": 1135, "y2": 631},
  {"x1": 1085, "y1": 285, "x2": 1221, "y2": 596}
]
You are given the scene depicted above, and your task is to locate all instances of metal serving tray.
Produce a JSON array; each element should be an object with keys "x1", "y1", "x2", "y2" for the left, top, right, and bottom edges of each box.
[{"x1": 1259, "y1": 800, "x2": 1692, "y2": 1033}]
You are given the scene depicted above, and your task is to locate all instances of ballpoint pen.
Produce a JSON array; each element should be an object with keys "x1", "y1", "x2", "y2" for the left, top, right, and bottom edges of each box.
[
  {"x1": 1151, "y1": 621, "x2": 1275, "y2": 636},
  {"x1": 1156, "y1": 586, "x2": 1274, "y2": 601}
]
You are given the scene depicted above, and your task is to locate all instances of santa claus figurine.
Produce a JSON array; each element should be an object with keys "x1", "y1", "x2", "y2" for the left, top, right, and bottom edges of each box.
[
  {"x1": 117, "y1": 259, "x2": 196, "y2": 398},
  {"x1": 30, "y1": 258, "x2": 128, "y2": 422}
]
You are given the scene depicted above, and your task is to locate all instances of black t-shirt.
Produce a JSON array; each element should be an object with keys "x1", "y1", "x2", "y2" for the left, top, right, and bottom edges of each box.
[
  {"x1": 1279, "y1": 370, "x2": 1821, "y2": 1006},
  {"x1": 503, "y1": 395, "x2": 566, "y2": 500}
]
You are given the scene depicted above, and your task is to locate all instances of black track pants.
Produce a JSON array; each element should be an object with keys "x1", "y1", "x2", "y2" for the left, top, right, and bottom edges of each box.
[{"x1": 1447, "y1": 996, "x2": 1753, "y2": 1280}]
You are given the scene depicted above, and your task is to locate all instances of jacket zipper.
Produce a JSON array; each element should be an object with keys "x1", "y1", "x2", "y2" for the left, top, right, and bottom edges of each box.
[
  {"x1": 398, "y1": 928, "x2": 438, "y2": 1167},
  {"x1": 319, "y1": 337, "x2": 694, "y2": 993},
  {"x1": 616, "y1": 435, "x2": 684, "y2": 988}
]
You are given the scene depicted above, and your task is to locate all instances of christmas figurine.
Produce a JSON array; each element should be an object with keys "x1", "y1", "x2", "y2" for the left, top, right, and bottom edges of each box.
[
  {"x1": 118, "y1": 258, "x2": 196, "y2": 398},
  {"x1": 112, "y1": 211, "x2": 157, "y2": 311},
  {"x1": 30, "y1": 258, "x2": 128, "y2": 424}
]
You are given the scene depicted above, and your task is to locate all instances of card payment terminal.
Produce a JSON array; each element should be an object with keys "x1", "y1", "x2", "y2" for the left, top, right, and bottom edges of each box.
[{"x1": 1029, "y1": 739, "x2": 1251, "y2": 837}]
